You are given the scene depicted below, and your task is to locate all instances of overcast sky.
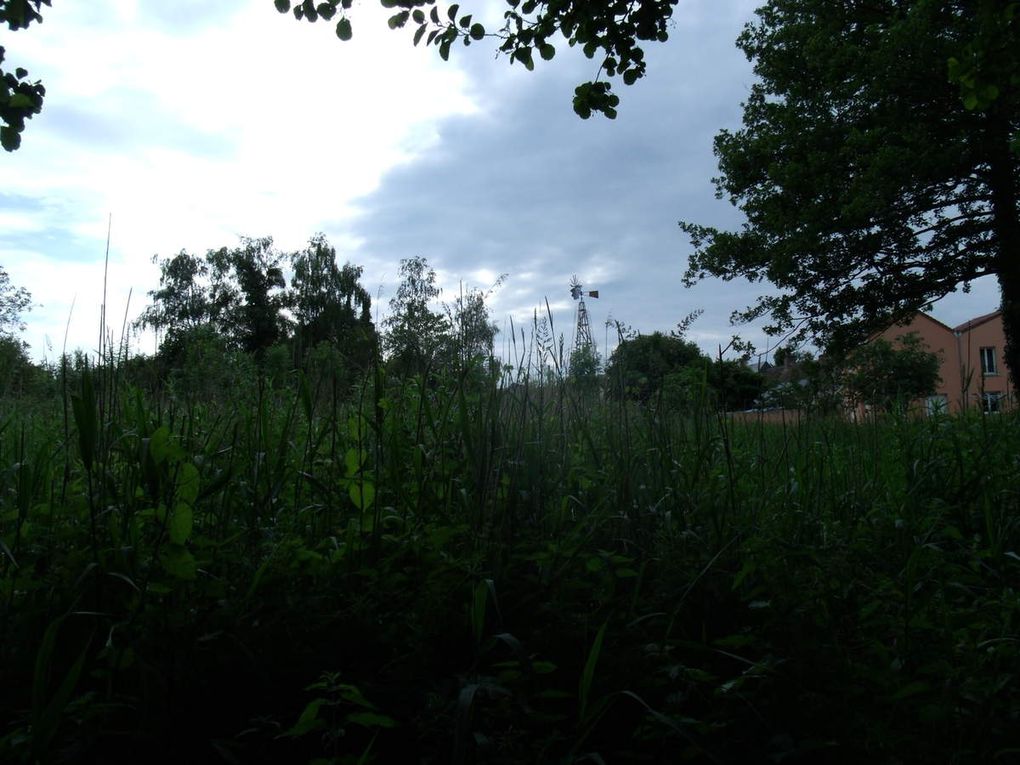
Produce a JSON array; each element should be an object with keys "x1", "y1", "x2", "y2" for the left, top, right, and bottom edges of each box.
[{"x1": 2, "y1": 0, "x2": 1001, "y2": 365}]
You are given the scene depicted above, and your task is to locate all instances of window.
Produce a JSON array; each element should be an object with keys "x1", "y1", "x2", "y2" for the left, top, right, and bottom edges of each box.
[
  {"x1": 980, "y1": 346, "x2": 997, "y2": 375},
  {"x1": 982, "y1": 392, "x2": 1003, "y2": 414}
]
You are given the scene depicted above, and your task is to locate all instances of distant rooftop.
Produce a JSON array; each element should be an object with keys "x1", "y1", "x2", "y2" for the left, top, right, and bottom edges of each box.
[{"x1": 953, "y1": 310, "x2": 1002, "y2": 333}]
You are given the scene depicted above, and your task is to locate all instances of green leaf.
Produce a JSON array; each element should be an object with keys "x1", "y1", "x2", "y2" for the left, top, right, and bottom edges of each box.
[
  {"x1": 169, "y1": 504, "x2": 193, "y2": 545},
  {"x1": 148, "y1": 426, "x2": 171, "y2": 465},
  {"x1": 413, "y1": 24, "x2": 427, "y2": 46},
  {"x1": 335, "y1": 17, "x2": 352, "y2": 40},
  {"x1": 282, "y1": 699, "x2": 325, "y2": 737},
  {"x1": 349, "y1": 480, "x2": 375, "y2": 510},
  {"x1": 162, "y1": 544, "x2": 197, "y2": 580},
  {"x1": 715, "y1": 633, "x2": 754, "y2": 648},
  {"x1": 533, "y1": 660, "x2": 557, "y2": 674},
  {"x1": 889, "y1": 681, "x2": 931, "y2": 701},
  {"x1": 623, "y1": 68, "x2": 639, "y2": 86},
  {"x1": 347, "y1": 414, "x2": 369, "y2": 441},
  {"x1": 0, "y1": 126, "x2": 20, "y2": 152},
  {"x1": 8, "y1": 93, "x2": 34, "y2": 109},
  {"x1": 388, "y1": 10, "x2": 409, "y2": 29},
  {"x1": 447, "y1": 3, "x2": 459, "y2": 22},
  {"x1": 469, "y1": 23, "x2": 485, "y2": 41},
  {"x1": 516, "y1": 47, "x2": 534, "y2": 71},
  {"x1": 539, "y1": 42, "x2": 555, "y2": 60},
  {"x1": 344, "y1": 447, "x2": 367, "y2": 476},
  {"x1": 412, "y1": 9, "x2": 425, "y2": 23},
  {"x1": 346, "y1": 711, "x2": 397, "y2": 728},
  {"x1": 274, "y1": 0, "x2": 291, "y2": 12},
  {"x1": 175, "y1": 462, "x2": 200, "y2": 506}
]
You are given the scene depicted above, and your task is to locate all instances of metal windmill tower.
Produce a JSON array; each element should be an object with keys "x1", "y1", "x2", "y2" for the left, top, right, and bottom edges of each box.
[{"x1": 569, "y1": 275, "x2": 599, "y2": 354}]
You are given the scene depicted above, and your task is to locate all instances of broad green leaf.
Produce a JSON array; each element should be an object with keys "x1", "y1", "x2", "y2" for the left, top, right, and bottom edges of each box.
[
  {"x1": 347, "y1": 414, "x2": 369, "y2": 441},
  {"x1": 346, "y1": 711, "x2": 396, "y2": 728},
  {"x1": 344, "y1": 446, "x2": 368, "y2": 476},
  {"x1": 175, "y1": 462, "x2": 200, "y2": 506},
  {"x1": 282, "y1": 698, "x2": 325, "y2": 737},
  {"x1": 335, "y1": 17, "x2": 352, "y2": 40},
  {"x1": 148, "y1": 426, "x2": 171, "y2": 465},
  {"x1": 169, "y1": 504, "x2": 193, "y2": 545},
  {"x1": 349, "y1": 480, "x2": 375, "y2": 510},
  {"x1": 890, "y1": 681, "x2": 931, "y2": 701},
  {"x1": 162, "y1": 544, "x2": 197, "y2": 580},
  {"x1": 470, "y1": 23, "x2": 485, "y2": 41},
  {"x1": 8, "y1": 93, "x2": 33, "y2": 109}
]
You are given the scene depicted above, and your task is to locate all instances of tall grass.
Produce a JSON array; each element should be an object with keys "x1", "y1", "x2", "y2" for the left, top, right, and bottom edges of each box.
[{"x1": 0, "y1": 355, "x2": 1018, "y2": 763}]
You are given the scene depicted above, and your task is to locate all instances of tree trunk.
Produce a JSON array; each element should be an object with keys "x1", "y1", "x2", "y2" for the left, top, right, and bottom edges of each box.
[{"x1": 987, "y1": 109, "x2": 1020, "y2": 396}]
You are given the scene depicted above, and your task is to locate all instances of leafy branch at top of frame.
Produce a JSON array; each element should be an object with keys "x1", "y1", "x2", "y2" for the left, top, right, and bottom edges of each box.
[
  {"x1": 0, "y1": 0, "x2": 51, "y2": 151},
  {"x1": 274, "y1": 0, "x2": 680, "y2": 119}
]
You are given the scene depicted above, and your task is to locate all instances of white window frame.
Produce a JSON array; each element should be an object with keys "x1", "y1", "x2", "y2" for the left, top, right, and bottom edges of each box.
[
  {"x1": 980, "y1": 346, "x2": 997, "y2": 375},
  {"x1": 982, "y1": 392, "x2": 1003, "y2": 414}
]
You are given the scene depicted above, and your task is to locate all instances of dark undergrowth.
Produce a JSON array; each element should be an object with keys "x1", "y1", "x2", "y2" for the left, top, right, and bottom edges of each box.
[{"x1": 1, "y1": 363, "x2": 1018, "y2": 764}]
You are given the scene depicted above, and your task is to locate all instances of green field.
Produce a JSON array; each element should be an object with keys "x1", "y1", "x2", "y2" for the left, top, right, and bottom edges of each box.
[{"x1": 1, "y1": 364, "x2": 1018, "y2": 764}]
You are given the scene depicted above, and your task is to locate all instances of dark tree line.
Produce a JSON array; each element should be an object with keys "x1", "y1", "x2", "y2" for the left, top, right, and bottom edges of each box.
[
  {"x1": 136, "y1": 237, "x2": 498, "y2": 386},
  {"x1": 606, "y1": 330, "x2": 766, "y2": 411}
]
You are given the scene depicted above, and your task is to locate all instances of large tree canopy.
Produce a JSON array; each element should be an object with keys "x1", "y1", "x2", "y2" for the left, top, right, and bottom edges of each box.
[{"x1": 681, "y1": 0, "x2": 1020, "y2": 391}]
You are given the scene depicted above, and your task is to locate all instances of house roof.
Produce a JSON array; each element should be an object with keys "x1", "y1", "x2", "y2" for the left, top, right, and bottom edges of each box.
[
  {"x1": 953, "y1": 310, "x2": 1002, "y2": 333},
  {"x1": 867, "y1": 310, "x2": 955, "y2": 342}
]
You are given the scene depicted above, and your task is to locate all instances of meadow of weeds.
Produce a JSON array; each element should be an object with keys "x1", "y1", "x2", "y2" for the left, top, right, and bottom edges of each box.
[{"x1": 1, "y1": 359, "x2": 1018, "y2": 764}]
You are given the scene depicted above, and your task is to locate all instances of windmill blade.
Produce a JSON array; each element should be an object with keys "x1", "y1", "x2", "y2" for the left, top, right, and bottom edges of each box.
[{"x1": 587, "y1": 290, "x2": 599, "y2": 299}]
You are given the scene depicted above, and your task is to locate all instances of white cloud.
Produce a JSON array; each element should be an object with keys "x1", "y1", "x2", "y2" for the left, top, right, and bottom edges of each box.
[{"x1": 3, "y1": 1, "x2": 480, "y2": 358}]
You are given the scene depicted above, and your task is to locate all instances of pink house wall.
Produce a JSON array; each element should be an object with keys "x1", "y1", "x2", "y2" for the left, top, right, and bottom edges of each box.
[
  {"x1": 954, "y1": 312, "x2": 1012, "y2": 411},
  {"x1": 873, "y1": 310, "x2": 1012, "y2": 413}
]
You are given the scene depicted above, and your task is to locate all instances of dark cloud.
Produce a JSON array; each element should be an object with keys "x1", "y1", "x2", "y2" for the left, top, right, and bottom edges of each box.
[{"x1": 332, "y1": 1, "x2": 770, "y2": 359}]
